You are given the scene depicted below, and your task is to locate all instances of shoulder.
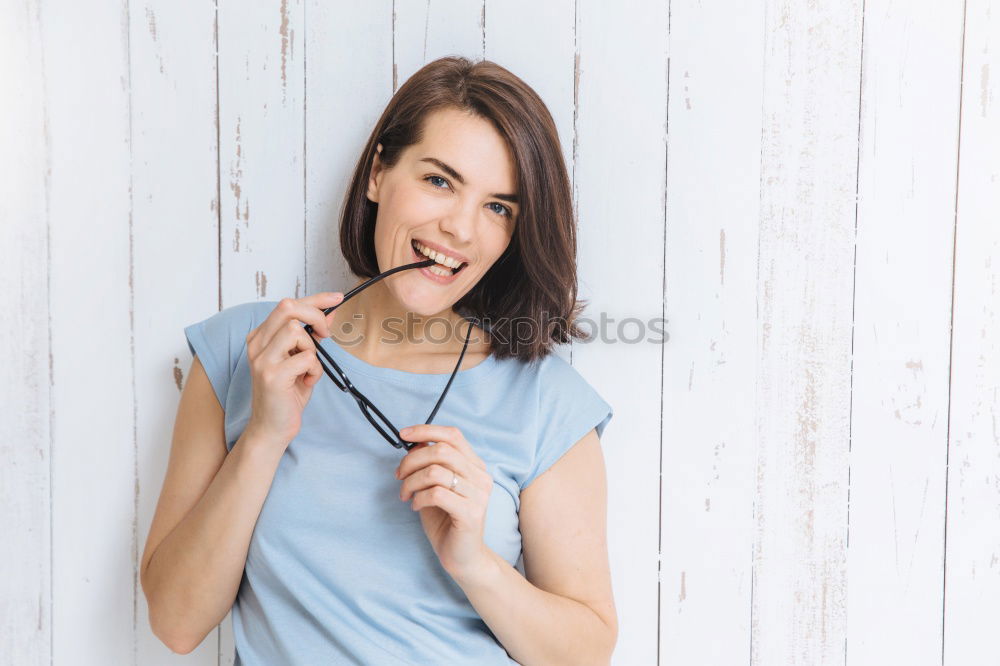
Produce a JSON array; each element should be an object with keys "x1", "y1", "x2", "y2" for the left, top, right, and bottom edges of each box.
[
  {"x1": 228, "y1": 299, "x2": 282, "y2": 336},
  {"x1": 183, "y1": 300, "x2": 274, "y2": 371},
  {"x1": 528, "y1": 351, "x2": 601, "y2": 396},
  {"x1": 193, "y1": 300, "x2": 266, "y2": 331},
  {"x1": 488, "y1": 349, "x2": 605, "y2": 401},
  {"x1": 247, "y1": 299, "x2": 279, "y2": 324},
  {"x1": 535, "y1": 353, "x2": 612, "y2": 432},
  {"x1": 183, "y1": 300, "x2": 270, "y2": 412},
  {"x1": 502, "y1": 350, "x2": 614, "y2": 491},
  {"x1": 519, "y1": 354, "x2": 614, "y2": 491},
  {"x1": 184, "y1": 300, "x2": 262, "y2": 346}
]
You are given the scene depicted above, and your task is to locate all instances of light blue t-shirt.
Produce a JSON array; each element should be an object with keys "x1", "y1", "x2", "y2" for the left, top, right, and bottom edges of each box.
[{"x1": 183, "y1": 300, "x2": 613, "y2": 665}]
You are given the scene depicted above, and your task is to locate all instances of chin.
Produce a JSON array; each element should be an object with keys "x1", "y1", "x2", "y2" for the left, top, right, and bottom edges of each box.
[
  {"x1": 403, "y1": 298, "x2": 439, "y2": 317},
  {"x1": 396, "y1": 285, "x2": 456, "y2": 318}
]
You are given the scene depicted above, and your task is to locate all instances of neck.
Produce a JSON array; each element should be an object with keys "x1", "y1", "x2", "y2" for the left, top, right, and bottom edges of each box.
[{"x1": 331, "y1": 276, "x2": 473, "y2": 365}]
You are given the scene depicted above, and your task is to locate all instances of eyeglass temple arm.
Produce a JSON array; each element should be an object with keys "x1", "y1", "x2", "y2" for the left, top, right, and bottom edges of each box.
[
  {"x1": 423, "y1": 318, "x2": 476, "y2": 425},
  {"x1": 313, "y1": 258, "x2": 437, "y2": 323},
  {"x1": 299, "y1": 257, "x2": 436, "y2": 388},
  {"x1": 349, "y1": 319, "x2": 472, "y2": 448},
  {"x1": 296, "y1": 257, "x2": 477, "y2": 451},
  {"x1": 309, "y1": 337, "x2": 351, "y2": 391}
]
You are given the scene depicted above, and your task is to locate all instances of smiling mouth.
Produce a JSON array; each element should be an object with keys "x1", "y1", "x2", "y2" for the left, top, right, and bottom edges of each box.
[{"x1": 411, "y1": 240, "x2": 468, "y2": 275}]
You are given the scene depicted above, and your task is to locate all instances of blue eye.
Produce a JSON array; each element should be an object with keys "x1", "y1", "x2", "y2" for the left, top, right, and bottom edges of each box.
[
  {"x1": 423, "y1": 175, "x2": 512, "y2": 218},
  {"x1": 487, "y1": 202, "x2": 513, "y2": 218}
]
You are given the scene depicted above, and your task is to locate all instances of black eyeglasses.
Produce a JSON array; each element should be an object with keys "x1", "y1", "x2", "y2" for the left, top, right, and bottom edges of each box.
[{"x1": 302, "y1": 257, "x2": 477, "y2": 452}]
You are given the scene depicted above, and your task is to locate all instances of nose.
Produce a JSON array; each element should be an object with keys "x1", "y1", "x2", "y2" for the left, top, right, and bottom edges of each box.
[{"x1": 438, "y1": 197, "x2": 478, "y2": 246}]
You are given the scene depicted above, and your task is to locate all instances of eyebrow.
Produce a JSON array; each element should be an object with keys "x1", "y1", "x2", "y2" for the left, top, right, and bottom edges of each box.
[{"x1": 419, "y1": 157, "x2": 519, "y2": 204}]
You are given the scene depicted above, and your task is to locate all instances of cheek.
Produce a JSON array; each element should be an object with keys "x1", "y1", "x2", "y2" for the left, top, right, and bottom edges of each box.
[
  {"x1": 398, "y1": 183, "x2": 443, "y2": 215},
  {"x1": 376, "y1": 183, "x2": 421, "y2": 223},
  {"x1": 487, "y1": 229, "x2": 513, "y2": 263},
  {"x1": 373, "y1": 189, "x2": 420, "y2": 246}
]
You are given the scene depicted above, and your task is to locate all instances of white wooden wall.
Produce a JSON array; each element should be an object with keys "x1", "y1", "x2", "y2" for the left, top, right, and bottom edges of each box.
[{"x1": 3, "y1": 1, "x2": 998, "y2": 664}]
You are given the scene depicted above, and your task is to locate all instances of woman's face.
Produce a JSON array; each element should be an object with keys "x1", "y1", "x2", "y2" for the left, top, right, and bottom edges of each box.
[{"x1": 366, "y1": 106, "x2": 518, "y2": 318}]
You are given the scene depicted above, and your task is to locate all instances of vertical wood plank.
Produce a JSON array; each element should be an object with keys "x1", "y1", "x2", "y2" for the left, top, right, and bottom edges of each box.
[
  {"x1": 393, "y1": 0, "x2": 485, "y2": 87},
  {"x1": 943, "y1": 1, "x2": 1000, "y2": 663},
  {"x1": 39, "y1": 1, "x2": 136, "y2": 663},
  {"x1": 574, "y1": 0, "x2": 667, "y2": 663},
  {"x1": 219, "y1": 0, "x2": 306, "y2": 306},
  {"x1": 752, "y1": 1, "x2": 863, "y2": 663},
  {"x1": 0, "y1": 1, "x2": 51, "y2": 662},
  {"x1": 304, "y1": 1, "x2": 393, "y2": 297},
  {"x1": 129, "y1": 0, "x2": 221, "y2": 663},
  {"x1": 661, "y1": 0, "x2": 765, "y2": 663},
  {"x1": 848, "y1": 1, "x2": 965, "y2": 663}
]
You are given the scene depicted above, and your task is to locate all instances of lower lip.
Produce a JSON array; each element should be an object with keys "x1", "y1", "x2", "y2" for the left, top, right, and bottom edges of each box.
[{"x1": 411, "y1": 243, "x2": 464, "y2": 285}]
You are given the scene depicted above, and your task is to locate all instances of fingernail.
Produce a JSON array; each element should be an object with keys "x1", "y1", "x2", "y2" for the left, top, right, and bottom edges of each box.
[{"x1": 399, "y1": 427, "x2": 412, "y2": 436}]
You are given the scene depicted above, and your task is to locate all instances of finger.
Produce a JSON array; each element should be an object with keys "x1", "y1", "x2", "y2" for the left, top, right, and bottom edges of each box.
[
  {"x1": 396, "y1": 437, "x2": 474, "y2": 482},
  {"x1": 400, "y1": 464, "x2": 469, "y2": 501},
  {"x1": 306, "y1": 291, "x2": 347, "y2": 328},
  {"x1": 286, "y1": 292, "x2": 344, "y2": 339},
  {"x1": 274, "y1": 346, "x2": 324, "y2": 386},
  {"x1": 261, "y1": 318, "x2": 325, "y2": 366},
  {"x1": 409, "y1": 486, "x2": 476, "y2": 527},
  {"x1": 399, "y1": 424, "x2": 485, "y2": 469},
  {"x1": 248, "y1": 294, "x2": 343, "y2": 355}
]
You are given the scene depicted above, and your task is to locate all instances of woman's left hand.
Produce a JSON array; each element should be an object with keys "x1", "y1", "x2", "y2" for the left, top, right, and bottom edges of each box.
[{"x1": 395, "y1": 424, "x2": 494, "y2": 582}]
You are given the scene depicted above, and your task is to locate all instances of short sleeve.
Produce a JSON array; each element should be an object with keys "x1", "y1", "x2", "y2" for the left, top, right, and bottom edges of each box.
[
  {"x1": 183, "y1": 301, "x2": 260, "y2": 410},
  {"x1": 520, "y1": 355, "x2": 614, "y2": 491}
]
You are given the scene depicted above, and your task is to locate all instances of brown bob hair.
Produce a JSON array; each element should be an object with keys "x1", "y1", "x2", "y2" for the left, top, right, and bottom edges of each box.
[{"x1": 339, "y1": 56, "x2": 589, "y2": 364}]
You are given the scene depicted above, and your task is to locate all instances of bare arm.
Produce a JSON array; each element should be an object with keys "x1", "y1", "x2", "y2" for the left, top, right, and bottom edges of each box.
[
  {"x1": 454, "y1": 428, "x2": 618, "y2": 666},
  {"x1": 139, "y1": 356, "x2": 285, "y2": 654}
]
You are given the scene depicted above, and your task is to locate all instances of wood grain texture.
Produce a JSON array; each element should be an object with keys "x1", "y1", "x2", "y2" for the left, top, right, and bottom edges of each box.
[
  {"x1": 943, "y1": 1, "x2": 1000, "y2": 664},
  {"x1": 1, "y1": 1, "x2": 51, "y2": 663},
  {"x1": 4, "y1": 1, "x2": 999, "y2": 664},
  {"x1": 752, "y1": 1, "x2": 863, "y2": 663},
  {"x1": 848, "y1": 1, "x2": 964, "y2": 663},
  {"x1": 218, "y1": 0, "x2": 305, "y2": 306},
  {"x1": 573, "y1": 1, "x2": 667, "y2": 664},
  {"x1": 37, "y1": 1, "x2": 135, "y2": 663},
  {"x1": 661, "y1": 0, "x2": 765, "y2": 663}
]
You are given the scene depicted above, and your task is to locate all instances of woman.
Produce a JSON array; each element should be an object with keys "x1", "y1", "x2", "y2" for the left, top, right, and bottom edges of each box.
[{"x1": 141, "y1": 56, "x2": 617, "y2": 665}]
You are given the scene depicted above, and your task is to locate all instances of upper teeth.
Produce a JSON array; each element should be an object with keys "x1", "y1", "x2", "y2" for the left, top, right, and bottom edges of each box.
[{"x1": 414, "y1": 241, "x2": 464, "y2": 269}]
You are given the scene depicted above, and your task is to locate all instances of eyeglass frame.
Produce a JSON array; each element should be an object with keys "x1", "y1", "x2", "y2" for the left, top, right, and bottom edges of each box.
[{"x1": 302, "y1": 257, "x2": 478, "y2": 452}]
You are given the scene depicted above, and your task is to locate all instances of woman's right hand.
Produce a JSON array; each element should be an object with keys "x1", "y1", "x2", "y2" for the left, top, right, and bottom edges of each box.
[{"x1": 244, "y1": 292, "x2": 345, "y2": 448}]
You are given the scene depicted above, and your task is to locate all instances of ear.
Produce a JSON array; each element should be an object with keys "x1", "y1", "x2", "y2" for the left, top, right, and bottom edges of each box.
[{"x1": 366, "y1": 143, "x2": 384, "y2": 204}]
